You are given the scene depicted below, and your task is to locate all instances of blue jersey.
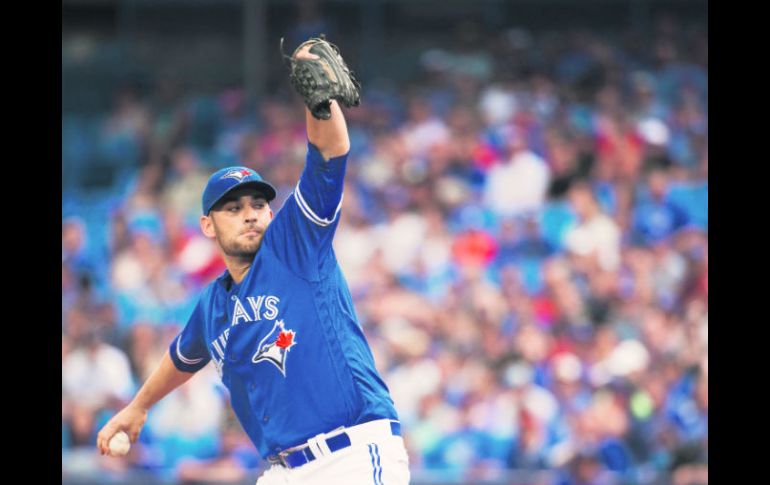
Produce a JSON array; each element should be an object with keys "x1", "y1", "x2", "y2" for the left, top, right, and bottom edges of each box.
[{"x1": 169, "y1": 142, "x2": 398, "y2": 458}]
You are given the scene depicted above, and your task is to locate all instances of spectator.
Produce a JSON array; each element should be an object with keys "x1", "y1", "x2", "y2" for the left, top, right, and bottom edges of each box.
[
  {"x1": 62, "y1": 327, "x2": 134, "y2": 410},
  {"x1": 564, "y1": 181, "x2": 622, "y2": 272},
  {"x1": 400, "y1": 96, "x2": 451, "y2": 158},
  {"x1": 483, "y1": 125, "x2": 551, "y2": 218},
  {"x1": 162, "y1": 147, "x2": 211, "y2": 224},
  {"x1": 632, "y1": 168, "x2": 688, "y2": 245}
]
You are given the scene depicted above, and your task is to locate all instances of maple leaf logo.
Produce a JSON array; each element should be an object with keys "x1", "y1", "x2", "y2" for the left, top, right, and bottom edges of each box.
[{"x1": 275, "y1": 330, "x2": 295, "y2": 349}]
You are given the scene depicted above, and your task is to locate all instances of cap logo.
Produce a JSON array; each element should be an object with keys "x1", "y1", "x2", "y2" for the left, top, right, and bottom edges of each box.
[{"x1": 221, "y1": 168, "x2": 253, "y2": 182}]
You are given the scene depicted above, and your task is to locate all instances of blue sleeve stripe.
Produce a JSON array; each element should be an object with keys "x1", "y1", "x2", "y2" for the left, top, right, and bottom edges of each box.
[
  {"x1": 175, "y1": 335, "x2": 204, "y2": 365},
  {"x1": 293, "y1": 182, "x2": 343, "y2": 227}
]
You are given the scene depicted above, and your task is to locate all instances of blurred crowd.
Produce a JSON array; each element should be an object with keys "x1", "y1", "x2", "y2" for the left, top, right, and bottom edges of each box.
[{"x1": 62, "y1": 15, "x2": 707, "y2": 485}]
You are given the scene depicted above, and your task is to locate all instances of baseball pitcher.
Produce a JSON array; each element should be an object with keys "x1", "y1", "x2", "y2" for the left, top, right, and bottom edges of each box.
[{"x1": 97, "y1": 36, "x2": 410, "y2": 485}]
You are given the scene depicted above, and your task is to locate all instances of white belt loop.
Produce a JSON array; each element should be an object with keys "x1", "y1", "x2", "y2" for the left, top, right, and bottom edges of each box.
[
  {"x1": 314, "y1": 432, "x2": 333, "y2": 456},
  {"x1": 305, "y1": 436, "x2": 323, "y2": 459}
]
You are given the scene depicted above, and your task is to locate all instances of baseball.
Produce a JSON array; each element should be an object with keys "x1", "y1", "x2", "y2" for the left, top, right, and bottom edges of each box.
[{"x1": 108, "y1": 431, "x2": 131, "y2": 456}]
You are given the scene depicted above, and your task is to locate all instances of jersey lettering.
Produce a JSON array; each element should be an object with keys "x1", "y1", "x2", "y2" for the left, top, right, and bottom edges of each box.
[
  {"x1": 247, "y1": 296, "x2": 265, "y2": 320},
  {"x1": 232, "y1": 295, "x2": 280, "y2": 322},
  {"x1": 232, "y1": 297, "x2": 252, "y2": 325},
  {"x1": 264, "y1": 296, "x2": 280, "y2": 320},
  {"x1": 212, "y1": 339, "x2": 225, "y2": 359}
]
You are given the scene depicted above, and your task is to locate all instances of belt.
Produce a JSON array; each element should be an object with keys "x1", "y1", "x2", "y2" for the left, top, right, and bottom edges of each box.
[{"x1": 268, "y1": 419, "x2": 402, "y2": 469}]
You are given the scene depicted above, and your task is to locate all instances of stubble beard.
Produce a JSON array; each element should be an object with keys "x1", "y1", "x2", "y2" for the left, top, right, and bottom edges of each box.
[
  {"x1": 210, "y1": 219, "x2": 264, "y2": 259},
  {"x1": 217, "y1": 233, "x2": 262, "y2": 259}
]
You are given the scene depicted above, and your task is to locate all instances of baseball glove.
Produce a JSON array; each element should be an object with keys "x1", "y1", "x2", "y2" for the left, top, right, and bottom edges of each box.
[{"x1": 282, "y1": 35, "x2": 361, "y2": 120}]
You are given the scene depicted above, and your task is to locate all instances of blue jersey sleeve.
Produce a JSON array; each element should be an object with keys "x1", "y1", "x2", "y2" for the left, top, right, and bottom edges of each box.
[
  {"x1": 264, "y1": 141, "x2": 347, "y2": 280},
  {"x1": 168, "y1": 298, "x2": 211, "y2": 373}
]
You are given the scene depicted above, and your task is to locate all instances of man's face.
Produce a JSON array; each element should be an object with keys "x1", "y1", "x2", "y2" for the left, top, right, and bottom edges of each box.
[
  {"x1": 200, "y1": 187, "x2": 273, "y2": 259},
  {"x1": 647, "y1": 170, "x2": 668, "y2": 200},
  {"x1": 568, "y1": 187, "x2": 594, "y2": 220}
]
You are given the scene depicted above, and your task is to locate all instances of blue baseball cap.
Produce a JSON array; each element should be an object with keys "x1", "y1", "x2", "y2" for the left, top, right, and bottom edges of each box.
[{"x1": 201, "y1": 167, "x2": 277, "y2": 215}]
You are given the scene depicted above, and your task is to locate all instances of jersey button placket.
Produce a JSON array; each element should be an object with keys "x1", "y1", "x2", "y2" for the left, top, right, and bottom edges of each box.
[
  {"x1": 224, "y1": 298, "x2": 239, "y2": 363},
  {"x1": 225, "y1": 296, "x2": 243, "y2": 364}
]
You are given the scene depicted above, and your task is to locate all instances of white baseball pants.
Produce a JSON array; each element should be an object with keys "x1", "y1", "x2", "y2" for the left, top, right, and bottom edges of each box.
[{"x1": 255, "y1": 420, "x2": 410, "y2": 485}]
